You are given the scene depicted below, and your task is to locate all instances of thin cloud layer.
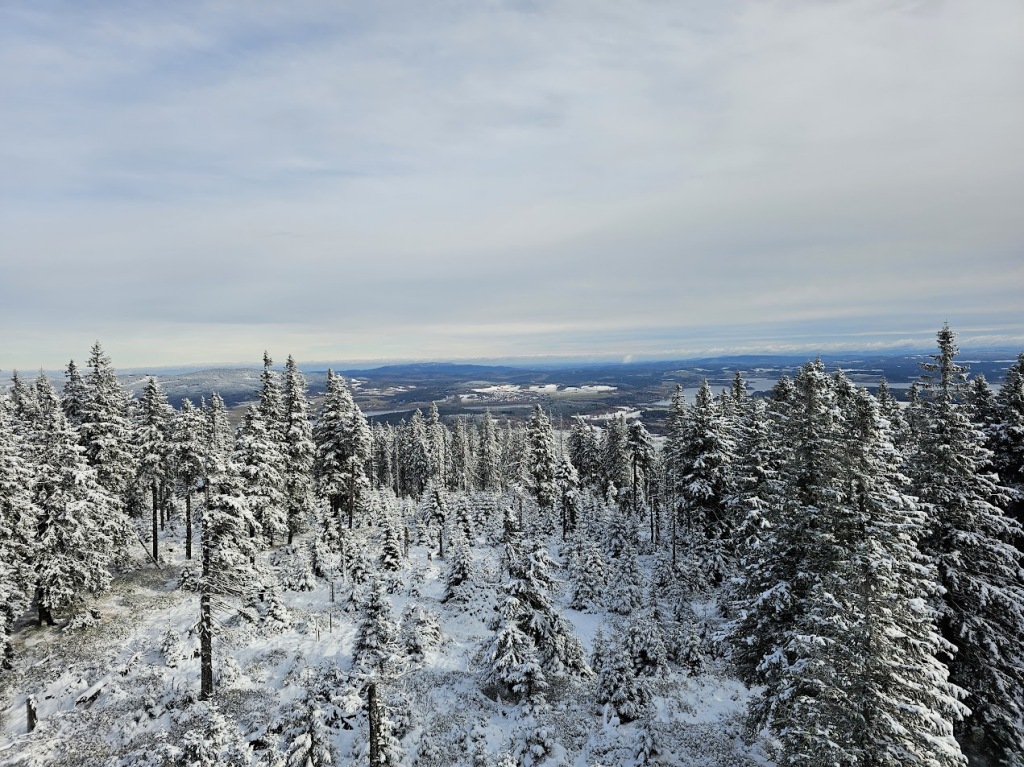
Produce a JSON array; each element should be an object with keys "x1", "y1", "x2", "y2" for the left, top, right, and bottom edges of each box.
[{"x1": 1, "y1": 1, "x2": 1022, "y2": 369}]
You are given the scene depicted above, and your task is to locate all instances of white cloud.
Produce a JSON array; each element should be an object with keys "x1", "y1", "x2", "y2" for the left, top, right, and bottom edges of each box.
[{"x1": 1, "y1": 0, "x2": 1022, "y2": 368}]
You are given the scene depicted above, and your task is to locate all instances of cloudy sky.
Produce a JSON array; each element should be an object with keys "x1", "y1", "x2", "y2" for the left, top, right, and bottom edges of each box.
[{"x1": 2, "y1": 0, "x2": 1022, "y2": 370}]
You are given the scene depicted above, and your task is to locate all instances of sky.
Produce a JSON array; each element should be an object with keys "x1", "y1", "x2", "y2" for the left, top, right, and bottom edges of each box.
[{"x1": 2, "y1": 0, "x2": 1023, "y2": 371}]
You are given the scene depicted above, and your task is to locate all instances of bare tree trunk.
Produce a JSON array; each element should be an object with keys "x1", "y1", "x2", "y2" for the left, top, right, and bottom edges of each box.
[
  {"x1": 200, "y1": 532, "x2": 213, "y2": 700},
  {"x1": 26, "y1": 696, "x2": 37, "y2": 733},
  {"x1": 185, "y1": 491, "x2": 192, "y2": 560},
  {"x1": 671, "y1": 501, "x2": 678, "y2": 569},
  {"x1": 348, "y1": 473, "x2": 355, "y2": 530},
  {"x1": 368, "y1": 681, "x2": 380, "y2": 766},
  {"x1": 200, "y1": 591, "x2": 213, "y2": 700},
  {"x1": 35, "y1": 584, "x2": 53, "y2": 627},
  {"x1": 151, "y1": 481, "x2": 159, "y2": 563}
]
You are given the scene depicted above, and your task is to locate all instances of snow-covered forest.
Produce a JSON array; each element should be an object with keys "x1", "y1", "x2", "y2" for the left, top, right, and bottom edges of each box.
[{"x1": 2, "y1": 324, "x2": 1024, "y2": 767}]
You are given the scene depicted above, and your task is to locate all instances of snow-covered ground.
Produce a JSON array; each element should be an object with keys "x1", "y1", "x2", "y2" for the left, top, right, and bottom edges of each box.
[{"x1": 0, "y1": 503, "x2": 774, "y2": 767}]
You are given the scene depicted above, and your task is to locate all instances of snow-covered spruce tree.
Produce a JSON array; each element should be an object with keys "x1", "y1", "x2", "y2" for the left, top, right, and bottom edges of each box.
[
  {"x1": 626, "y1": 419, "x2": 655, "y2": 516},
  {"x1": 596, "y1": 629, "x2": 648, "y2": 723},
  {"x1": 726, "y1": 397, "x2": 782, "y2": 575},
  {"x1": 737, "y1": 366, "x2": 969, "y2": 766},
  {"x1": 554, "y1": 453, "x2": 580, "y2": 539},
  {"x1": 282, "y1": 355, "x2": 316, "y2": 544},
  {"x1": 399, "y1": 409, "x2": 431, "y2": 497},
  {"x1": 604, "y1": 502, "x2": 638, "y2": 559},
  {"x1": 198, "y1": 456, "x2": 257, "y2": 700},
  {"x1": 400, "y1": 602, "x2": 443, "y2": 661},
  {"x1": 840, "y1": 386, "x2": 967, "y2": 766},
  {"x1": 314, "y1": 370, "x2": 372, "y2": 531},
  {"x1": 177, "y1": 701, "x2": 255, "y2": 766},
  {"x1": 453, "y1": 492, "x2": 474, "y2": 540},
  {"x1": 420, "y1": 481, "x2": 448, "y2": 556},
  {"x1": 662, "y1": 384, "x2": 688, "y2": 564},
  {"x1": 624, "y1": 596, "x2": 668, "y2": 677},
  {"x1": 61, "y1": 359, "x2": 88, "y2": 428},
  {"x1": 567, "y1": 535, "x2": 606, "y2": 612},
  {"x1": 728, "y1": 360, "x2": 843, "y2": 687},
  {"x1": 426, "y1": 401, "x2": 448, "y2": 484},
  {"x1": 378, "y1": 520, "x2": 404, "y2": 573},
  {"x1": 606, "y1": 541, "x2": 645, "y2": 616},
  {"x1": 205, "y1": 392, "x2": 234, "y2": 465},
  {"x1": 30, "y1": 401, "x2": 121, "y2": 626},
  {"x1": 567, "y1": 416, "x2": 601, "y2": 489},
  {"x1": 258, "y1": 351, "x2": 285, "y2": 436},
  {"x1": 485, "y1": 591, "x2": 547, "y2": 702},
  {"x1": 135, "y1": 376, "x2": 173, "y2": 562},
  {"x1": 354, "y1": 579, "x2": 399, "y2": 674},
  {"x1": 79, "y1": 342, "x2": 137, "y2": 513},
  {"x1": 505, "y1": 539, "x2": 588, "y2": 679},
  {"x1": 448, "y1": 415, "x2": 473, "y2": 492},
  {"x1": 675, "y1": 378, "x2": 736, "y2": 583},
  {"x1": 442, "y1": 527, "x2": 474, "y2": 603},
  {"x1": 283, "y1": 694, "x2": 336, "y2": 767},
  {"x1": 526, "y1": 405, "x2": 558, "y2": 515},
  {"x1": 477, "y1": 409, "x2": 501, "y2": 492},
  {"x1": 0, "y1": 396, "x2": 38, "y2": 666},
  {"x1": 234, "y1": 405, "x2": 286, "y2": 548},
  {"x1": 601, "y1": 413, "x2": 632, "y2": 498},
  {"x1": 910, "y1": 324, "x2": 1024, "y2": 764},
  {"x1": 500, "y1": 419, "x2": 528, "y2": 491},
  {"x1": 992, "y1": 353, "x2": 1024, "y2": 492},
  {"x1": 172, "y1": 399, "x2": 206, "y2": 561}
]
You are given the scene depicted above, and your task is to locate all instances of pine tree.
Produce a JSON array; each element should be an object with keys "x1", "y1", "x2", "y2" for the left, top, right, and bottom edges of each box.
[
  {"x1": 258, "y1": 352, "x2": 285, "y2": 435},
  {"x1": 402, "y1": 409, "x2": 432, "y2": 497},
  {"x1": 601, "y1": 414, "x2": 632, "y2": 495},
  {"x1": 199, "y1": 457, "x2": 257, "y2": 699},
  {"x1": 442, "y1": 528, "x2": 474, "y2": 603},
  {"x1": 626, "y1": 419, "x2": 655, "y2": 516},
  {"x1": 284, "y1": 695, "x2": 336, "y2": 767},
  {"x1": 354, "y1": 580, "x2": 399, "y2": 674},
  {"x1": 910, "y1": 325, "x2": 1024, "y2": 764},
  {"x1": 0, "y1": 397, "x2": 37, "y2": 666},
  {"x1": 79, "y1": 342, "x2": 136, "y2": 510},
  {"x1": 448, "y1": 416, "x2": 473, "y2": 492},
  {"x1": 567, "y1": 416, "x2": 600, "y2": 489},
  {"x1": 842, "y1": 386, "x2": 967, "y2": 766},
  {"x1": 234, "y1": 406, "x2": 287, "y2": 547},
  {"x1": 426, "y1": 402, "x2": 448, "y2": 484},
  {"x1": 676, "y1": 378, "x2": 735, "y2": 582},
  {"x1": 504, "y1": 539, "x2": 588, "y2": 680},
  {"x1": 136, "y1": 377, "x2": 173, "y2": 562},
  {"x1": 31, "y1": 404, "x2": 121, "y2": 625},
  {"x1": 378, "y1": 521, "x2": 404, "y2": 573},
  {"x1": 177, "y1": 701, "x2": 255, "y2": 766},
  {"x1": 314, "y1": 370, "x2": 372, "y2": 530},
  {"x1": 525, "y1": 405, "x2": 558, "y2": 515},
  {"x1": 61, "y1": 360, "x2": 88, "y2": 427},
  {"x1": 499, "y1": 419, "x2": 528, "y2": 491},
  {"x1": 282, "y1": 355, "x2": 316, "y2": 544},
  {"x1": 596, "y1": 630, "x2": 647, "y2": 723},
  {"x1": 485, "y1": 593, "x2": 547, "y2": 702},
  {"x1": 172, "y1": 399, "x2": 206, "y2": 560},
  {"x1": 729, "y1": 360, "x2": 843, "y2": 686},
  {"x1": 567, "y1": 536, "x2": 606, "y2": 612},
  {"x1": 624, "y1": 597, "x2": 668, "y2": 677},
  {"x1": 993, "y1": 353, "x2": 1024, "y2": 491},
  {"x1": 477, "y1": 410, "x2": 501, "y2": 492},
  {"x1": 400, "y1": 602, "x2": 443, "y2": 661}
]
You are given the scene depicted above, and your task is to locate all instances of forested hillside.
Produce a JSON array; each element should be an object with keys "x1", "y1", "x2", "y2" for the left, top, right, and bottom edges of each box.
[{"x1": 2, "y1": 325, "x2": 1023, "y2": 766}]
